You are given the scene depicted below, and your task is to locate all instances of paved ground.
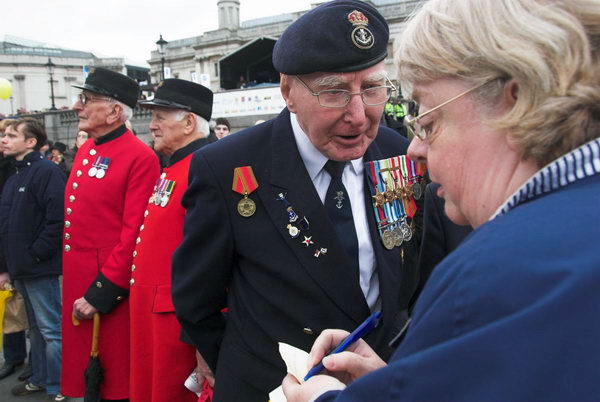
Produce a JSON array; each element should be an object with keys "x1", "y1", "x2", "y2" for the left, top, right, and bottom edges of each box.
[{"x1": 0, "y1": 349, "x2": 83, "y2": 402}]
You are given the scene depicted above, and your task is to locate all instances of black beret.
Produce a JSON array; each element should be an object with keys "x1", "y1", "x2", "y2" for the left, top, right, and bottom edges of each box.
[
  {"x1": 273, "y1": 0, "x2": 389, "y2": 75},
  {"x1": 139, "y1": 79, "x2": 213, "y2": 122},
  {"x1": 72, "y1": 67, "x2": 140, "y2": 109}
]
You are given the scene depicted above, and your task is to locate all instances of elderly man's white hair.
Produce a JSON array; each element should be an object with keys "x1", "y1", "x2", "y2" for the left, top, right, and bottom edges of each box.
[
  {"x1": 105, "y1": 98, "x2": 133, "y2": 122},
  {"x1": 175, "y1": 110, "x2": 210, "y2": 138}
]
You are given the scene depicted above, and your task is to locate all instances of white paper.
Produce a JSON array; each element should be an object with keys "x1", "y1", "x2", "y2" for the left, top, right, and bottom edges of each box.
[{"x1": 268, "y1": 342, "x2": 311, "y2": 402}]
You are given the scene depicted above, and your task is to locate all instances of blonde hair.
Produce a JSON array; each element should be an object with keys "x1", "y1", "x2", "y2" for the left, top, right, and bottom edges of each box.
[{"x1": 396, "y1": 0, "x2": 600, "y2": 166}]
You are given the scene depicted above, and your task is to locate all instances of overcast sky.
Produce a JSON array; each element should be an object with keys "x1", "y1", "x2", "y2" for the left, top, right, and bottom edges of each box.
[{"x1": 2, "y1": 0, "x2": 318, "y2": 65}]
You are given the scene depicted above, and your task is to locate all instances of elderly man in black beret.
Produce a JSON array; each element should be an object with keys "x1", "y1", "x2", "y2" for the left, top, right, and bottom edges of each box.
[
  {"x1": 172, "y1": 1, "x2": 417, "y2": 401},
  {"x1": 129, "y1": 79, "x2": 214, "y2": 402},
  {"x1": 61, "y1": 67, "x2": 160, "y2": 400}
]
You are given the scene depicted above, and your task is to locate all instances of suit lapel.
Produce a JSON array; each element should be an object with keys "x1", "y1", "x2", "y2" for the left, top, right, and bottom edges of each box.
[
  {"x1": 257, "y1": 110, "x2": 370, "y2": 324},
  {"x1": 363, "y1": 140, "x2": 402, "y2": 318}
]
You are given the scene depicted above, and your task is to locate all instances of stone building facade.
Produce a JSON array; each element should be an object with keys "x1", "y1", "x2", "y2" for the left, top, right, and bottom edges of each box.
[
  {"x1": 148, "y1": 0, "x2": 426, "y2": 94},
  {"x1": 0, "y1": 35, "x2": 149, "y2": 117}
]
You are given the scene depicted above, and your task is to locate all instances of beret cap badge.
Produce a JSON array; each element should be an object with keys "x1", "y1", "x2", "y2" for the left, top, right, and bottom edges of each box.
[{"x1": 348, "y1": 10, "x2": 374, "y2": 50}]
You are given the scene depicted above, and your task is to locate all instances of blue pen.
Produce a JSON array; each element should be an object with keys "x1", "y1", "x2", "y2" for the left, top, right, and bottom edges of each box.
[{"x1": 303, "y1": 311, "x2": 382, "y2": 381}]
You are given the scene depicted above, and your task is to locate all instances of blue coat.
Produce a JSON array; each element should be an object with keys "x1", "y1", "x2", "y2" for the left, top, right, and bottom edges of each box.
[
  {"x1": 0, "y1": 151, "x2": 66, "y2": 279},
  {"x1": 317, "y1": 172, "x2": 600, "y2": 401},
  {"x1": 172, "y1": 109, "x2": 416, "y2": 401}
]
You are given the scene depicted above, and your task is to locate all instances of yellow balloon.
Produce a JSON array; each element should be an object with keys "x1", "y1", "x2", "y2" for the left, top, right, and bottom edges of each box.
[{"x1": 0, "y1": 78, "x2": 13, "y2": 100}]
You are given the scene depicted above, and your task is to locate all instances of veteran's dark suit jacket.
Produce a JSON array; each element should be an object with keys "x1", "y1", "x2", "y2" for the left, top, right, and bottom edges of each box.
[{"x1": 172, "y1": 109, "x2": 415, "y2": 401}]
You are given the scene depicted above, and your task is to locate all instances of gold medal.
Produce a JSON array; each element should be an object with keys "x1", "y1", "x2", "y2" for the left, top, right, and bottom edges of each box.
[
  {"x1": 237, "y1": 196, "x2": 256, "y2": 217},
  {"x1": 233, "y1": 167, "x2": 259, "y2": 218}
]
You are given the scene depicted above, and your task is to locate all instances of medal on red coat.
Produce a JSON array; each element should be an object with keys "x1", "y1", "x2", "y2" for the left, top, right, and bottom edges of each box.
[
  {"x1": 232, "y1": 166, "x2": 259, "y2": 217},
  {"x1": 88, "y1": 156, "x2": 111, "y2": 179}
]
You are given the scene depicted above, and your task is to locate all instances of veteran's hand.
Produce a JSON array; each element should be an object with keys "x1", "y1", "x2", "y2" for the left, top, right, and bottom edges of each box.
[
  {"x1": 0, "y1": 272, "x2": 11, "y2": 290},
  {"x1": 282, "y1": 373, "x2": 346, "y2": 402},
  {"x1": 73, "y1": 297, "x2": 98, "y2": 320},
  {"x1": 307, "y1": 329, "x2": 387, "y2": 384},
  {"x1": 195, "y1": 350, "x2": 215, "y2": 387}
]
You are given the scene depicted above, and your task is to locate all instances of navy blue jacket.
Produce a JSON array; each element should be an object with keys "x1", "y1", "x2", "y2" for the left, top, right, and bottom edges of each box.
[{"x1": 0, "y1": 151, "x2": 66, "y2": 279}]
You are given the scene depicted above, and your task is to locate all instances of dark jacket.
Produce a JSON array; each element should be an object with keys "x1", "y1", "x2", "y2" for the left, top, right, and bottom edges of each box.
[{"x1": 0, "y1": 151, "x2": 66, "y2": 279}]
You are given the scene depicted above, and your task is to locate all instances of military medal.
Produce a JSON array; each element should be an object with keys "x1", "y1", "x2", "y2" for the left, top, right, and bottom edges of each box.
[
  {"x1": 232, "y1": 166, "x2": 259, "y2": 218},
  {"x1": 400, "y1": 220, "x2": 412, "y2": 242},
  {"x1": 382, "y1": 230, "x2": 395, "y2": 250},
  {"x1": 392, "y1": 226, "x2": 403, "y2": 247},
  {"x1": 287, "y1": 224, "x2": 300, "y2": 239},
  {"x1": 88, "y1": 156, "x2": 101, "y2": 177}
]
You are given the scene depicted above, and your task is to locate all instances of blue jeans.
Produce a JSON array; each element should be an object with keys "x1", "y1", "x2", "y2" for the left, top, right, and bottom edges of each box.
[
  {"x1": 15, "y1": 276, "x2": 62, "y2": 395},
  {"x1": 3, "y1": 330, "x2": 27, "y2": 365}
]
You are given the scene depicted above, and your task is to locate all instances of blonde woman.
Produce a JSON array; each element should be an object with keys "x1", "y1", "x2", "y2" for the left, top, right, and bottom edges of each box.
[{"x1": 283, "y1": 0, "x2": 600, "y2": 400}]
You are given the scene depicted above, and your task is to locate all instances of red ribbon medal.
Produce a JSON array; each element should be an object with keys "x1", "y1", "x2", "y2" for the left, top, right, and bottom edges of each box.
[{"x1": 232, "y1": 166, "x2": 259, "y2": 217}]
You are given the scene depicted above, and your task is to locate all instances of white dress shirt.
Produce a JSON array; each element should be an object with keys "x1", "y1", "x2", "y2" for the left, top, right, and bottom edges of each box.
[{"x1": 290, "y1": 112, "x2": 380, "y2": 311}]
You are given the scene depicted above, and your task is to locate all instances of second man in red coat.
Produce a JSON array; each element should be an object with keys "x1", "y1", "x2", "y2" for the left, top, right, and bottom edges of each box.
[{"x1": 130, "y1": 79, "x2": 215, "y2": 402}]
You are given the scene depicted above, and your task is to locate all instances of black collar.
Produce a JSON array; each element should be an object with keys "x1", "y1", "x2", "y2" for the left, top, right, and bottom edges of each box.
[
  {"x1": 167, "y1": 138, "x2": 208, "y2": 167},
  {"x1": 95, "y1": 124, "x2": 128, "y2": 146}
]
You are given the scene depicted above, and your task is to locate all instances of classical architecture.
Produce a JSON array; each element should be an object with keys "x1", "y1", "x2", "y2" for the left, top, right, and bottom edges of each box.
[
  {"x1": 0, "y1": 35, "x2": 149, "y2": 116},
  {"x1": 148, "y1": 0, "x2": 426, "y2": 95}
]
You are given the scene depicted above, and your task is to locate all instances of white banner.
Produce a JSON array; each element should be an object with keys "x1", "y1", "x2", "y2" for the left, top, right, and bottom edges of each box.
[
  {"x1": 212, "y1": 86, "x2": 285, "y2": 117},
  {"x1": 164, "y1": 67, "x2": 172, "y2": 79},
  {"x1": 199, "y1": 73, "x2": 210, "y2": 88}
]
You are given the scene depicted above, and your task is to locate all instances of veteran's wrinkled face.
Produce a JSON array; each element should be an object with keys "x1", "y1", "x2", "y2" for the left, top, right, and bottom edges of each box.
[
  {"x1": 149, "y1": 108, "x2": 189, "y2": 156},
  {"x1": 281, "y1": 61, "x2": 387, "y2": 162},
  {"x1": 72, "y1": 91, "x2": 118, "y2": 138},
  {"x1": 408, "y1": 78, "x2": 512, "y2": 227}
]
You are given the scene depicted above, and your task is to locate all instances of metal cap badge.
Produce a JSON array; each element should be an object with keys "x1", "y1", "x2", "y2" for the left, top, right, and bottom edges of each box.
[{"x1": 348, "y1": 10, "x2": 374, "y2": 50}]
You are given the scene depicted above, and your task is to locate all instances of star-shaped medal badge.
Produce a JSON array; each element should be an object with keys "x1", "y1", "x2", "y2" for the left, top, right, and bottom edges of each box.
[{"x1": 302, "y1": 236, "x2": 314, "y2": 247}]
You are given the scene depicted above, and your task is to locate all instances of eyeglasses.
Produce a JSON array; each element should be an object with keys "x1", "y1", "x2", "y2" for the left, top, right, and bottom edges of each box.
[
  {"x1": 404, "y1": 80, "x2": 492, "y2": 143},
  {"x1": 77, "y1": 93, "x2": 111, "y2": 105},
  {"x1": 295, "y1": 76, "x2": 395, "y2": 108}
]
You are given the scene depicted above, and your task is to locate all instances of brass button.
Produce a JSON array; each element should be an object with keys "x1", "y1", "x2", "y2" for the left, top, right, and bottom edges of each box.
[
  {"x1": 72, "y1": 182, "x2": 78, "y2": 190},
  {"x1": 96, "y1": 281, "x2": 103, "y2": 288},
  {"x1": 136, "y1": 237, "x2": 141, "y2": 244},
  {"x1": 65, "y1": 221, "x2": 71, "y2": 228},
  {"x1": 64, "y1": 244, "x2": 71, "y2": 252},
  {"x1": 69, "y1": 195, "x2": 75, "y2": 202},
  {"x1": 66, "y1": 208, "x2": 72, "y2": 215},
  {"x1": 129, "y1": 278, "x2": 135, "y2": 286},
  {"x1": 76, "y1": 170, "x2": 82, "y2": 177},
  {"x1": 139, "y1": 224, "x2": 144, "y2": 231},
  {"x1": 64, "y1": 233, "x2": 71, "y2": 240},
  {"x1": 144, "y1": 210, "x2": 149, "y2": 217},
  {"x1": 133, "y1": 250, "x2": 138, "y2": 258},
  {"x1": 116, "y1": 296, "x2": 123, "y2": 301},
  {"x1": 90, "y1": 149, "x2": 97, "y2": 156},
  {"x1": 83, "y1": 159, "x2": 89, "y2": 166},
  {"x1": 303, "y1": 328, "x2": 314, "y2": 335},
  {"x1": 160, "y1": 173, "x2": 167, "y2": 179},
  {"x1": 131, "y1": 264, "x2": 136, "y2": 272}
]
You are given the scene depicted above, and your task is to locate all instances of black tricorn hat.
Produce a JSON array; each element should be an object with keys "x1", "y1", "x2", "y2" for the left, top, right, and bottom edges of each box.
[
  {"x1": 139, "y1": 79, "x2": 213, "y2": 121},
  {"x1": 273, "y1": 0, "x2": 389, "y2": 75},
  {"x1": 72, "y1": 67, "x2": 140, "y2": 109}
]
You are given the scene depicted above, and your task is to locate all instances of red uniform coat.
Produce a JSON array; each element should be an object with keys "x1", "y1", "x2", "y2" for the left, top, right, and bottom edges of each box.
[
  {"x1": 61, "y1": 126, "x2": 160, "y2": 399},
  {"x1": 129, "y1": 140, "x2": 208, "y2": 402}
]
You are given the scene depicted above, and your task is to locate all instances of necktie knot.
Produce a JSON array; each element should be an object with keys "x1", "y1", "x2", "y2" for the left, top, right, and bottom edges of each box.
[{"x1": 324, "y1": 160, "x2": 346, "y2": 179}]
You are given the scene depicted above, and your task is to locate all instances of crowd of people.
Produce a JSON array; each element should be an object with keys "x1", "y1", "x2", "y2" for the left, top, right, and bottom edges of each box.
[{"x1": 0, "y1": 0, "x2": 598, "y2": 401}]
